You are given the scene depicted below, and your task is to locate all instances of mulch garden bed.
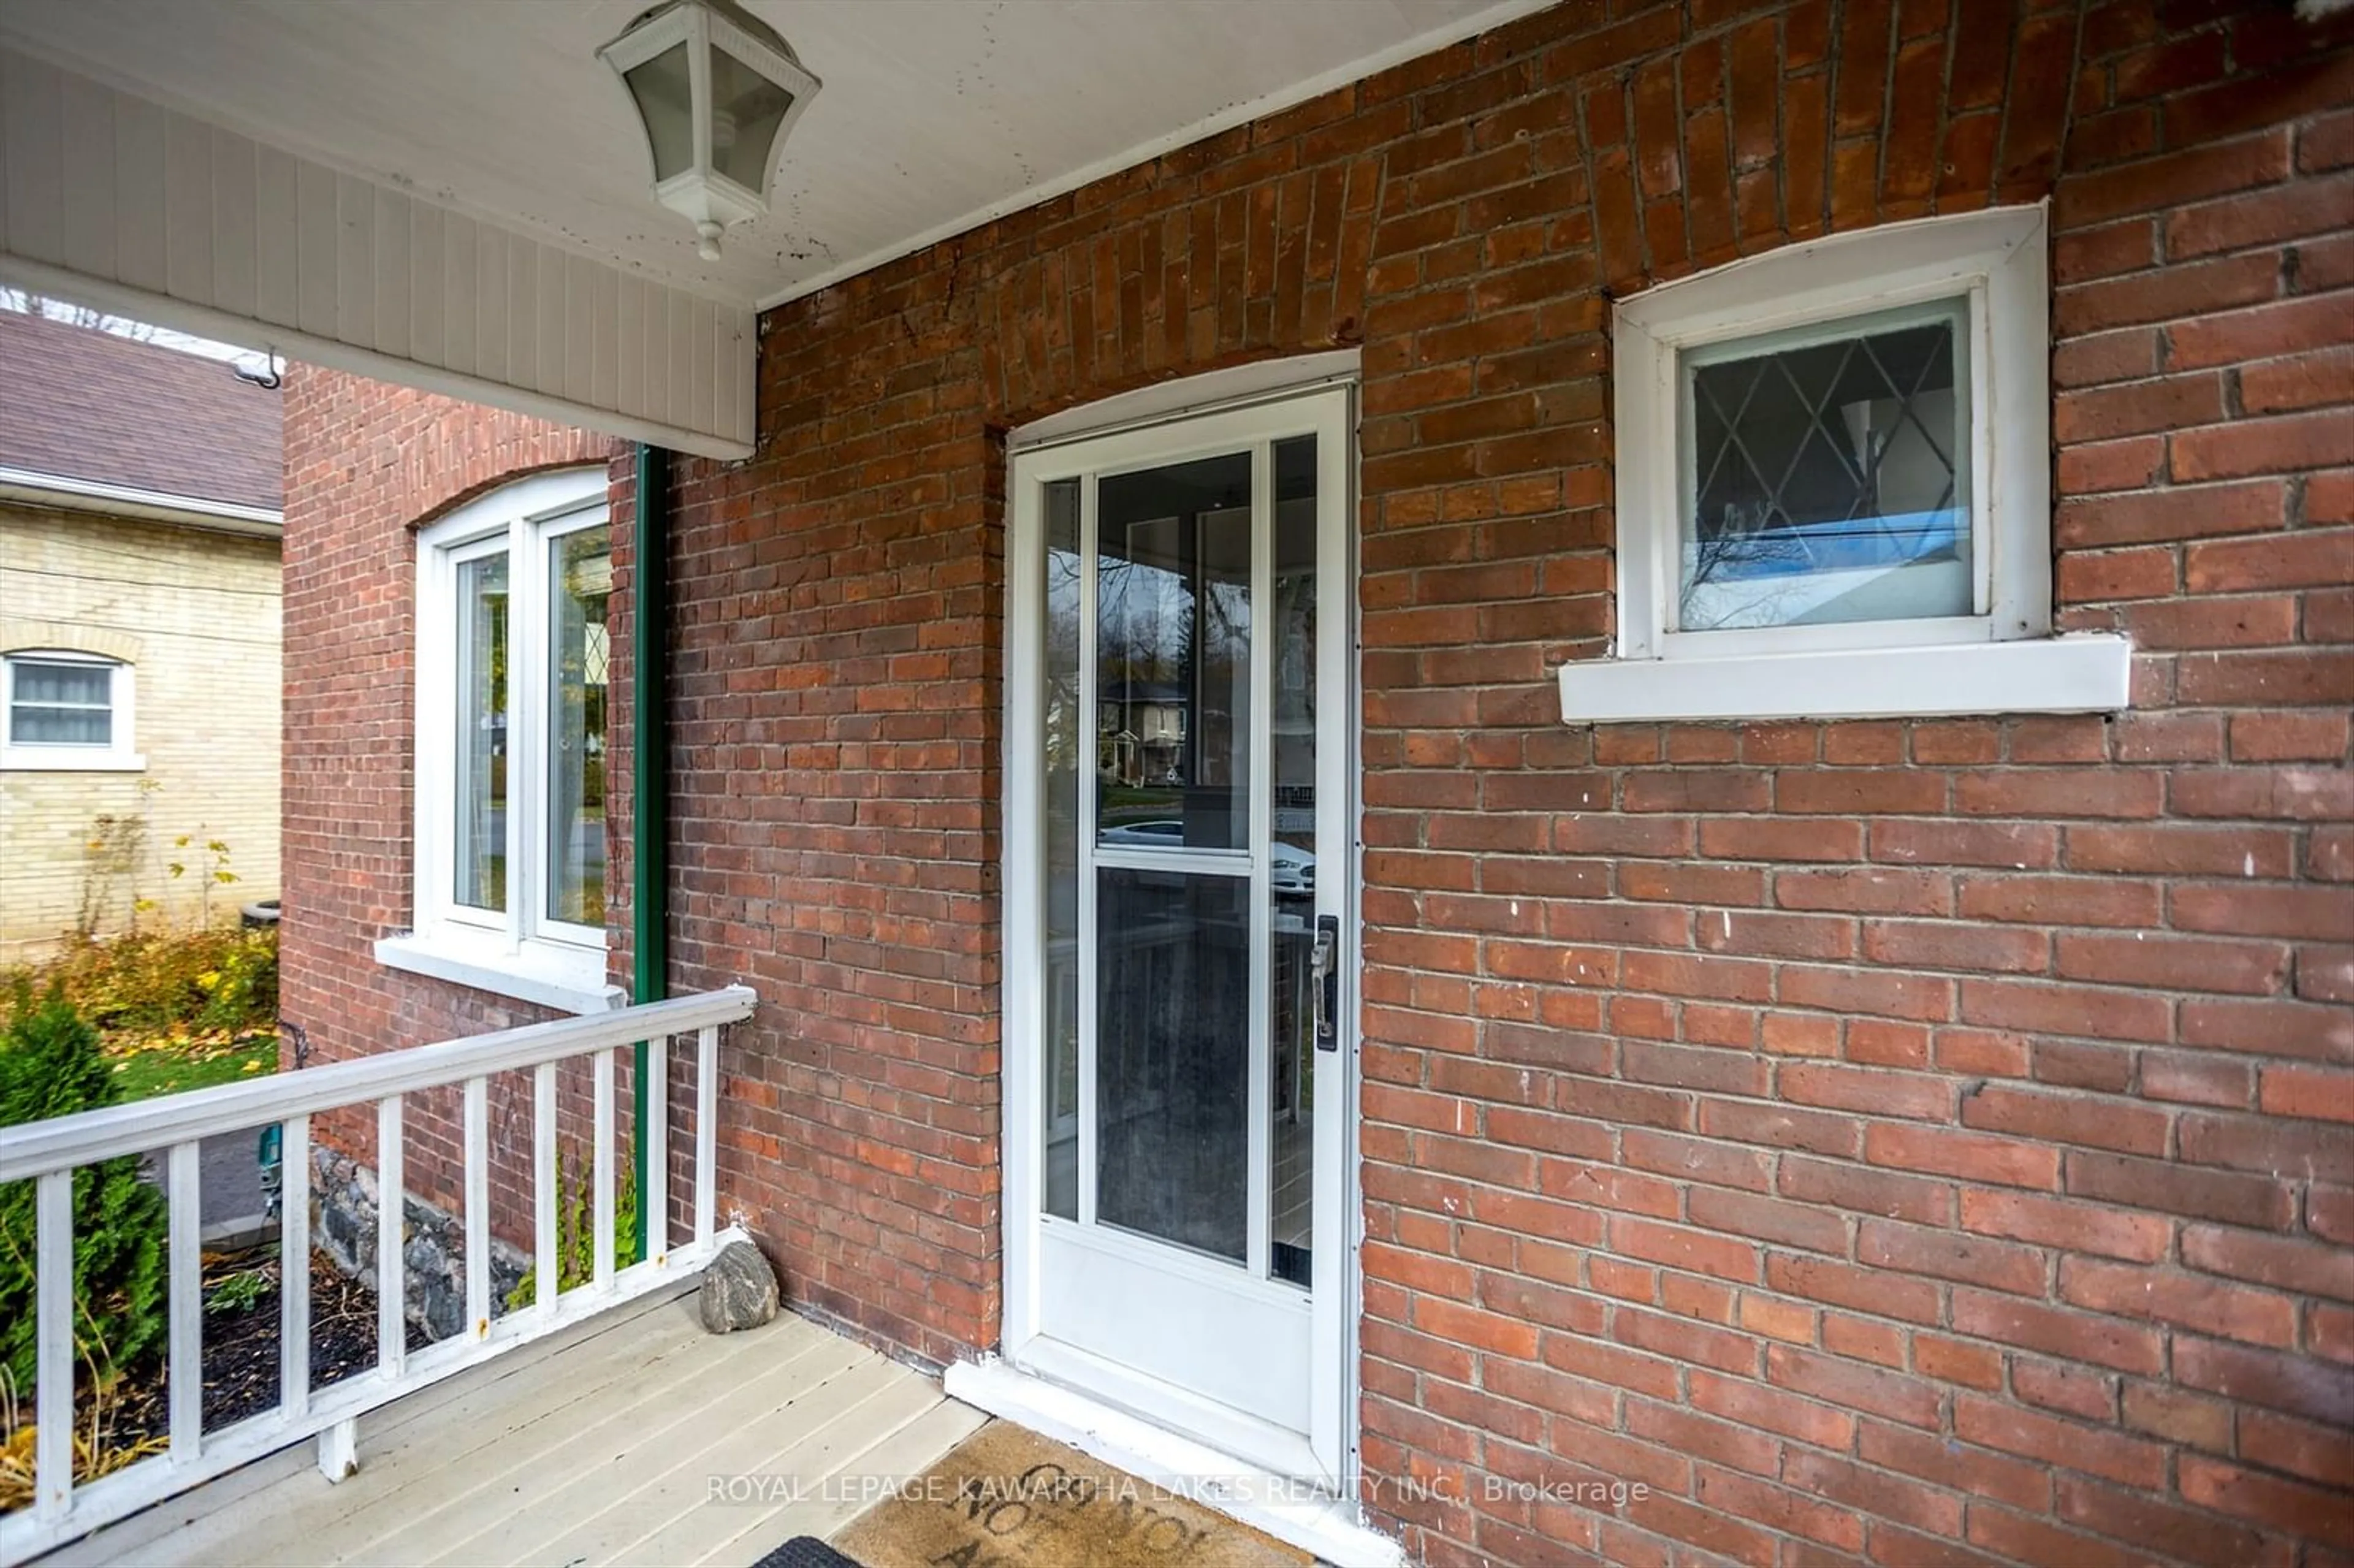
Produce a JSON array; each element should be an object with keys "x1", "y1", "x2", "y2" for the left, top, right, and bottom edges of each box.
[
  {"x1": 4, "y1": 1249, "x2": 436, "y2": 1515},
  {"x1": 102, "y1": 1248, "x2": 433, "y2": 1444}
]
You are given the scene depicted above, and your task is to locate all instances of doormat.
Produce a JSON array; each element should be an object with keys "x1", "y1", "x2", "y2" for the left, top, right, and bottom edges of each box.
[
  {"x1": 829, "y1": 1420, "x2": 1314, "y2": 1568},
  {"x1": 752, "y1": 1540, "x2": 861, "y2": 1568}
]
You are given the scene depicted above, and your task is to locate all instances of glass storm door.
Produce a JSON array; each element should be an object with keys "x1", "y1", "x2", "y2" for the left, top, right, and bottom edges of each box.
[{"x1": 1005, "y1": 384, "x2": 1353, "y2": 1483}]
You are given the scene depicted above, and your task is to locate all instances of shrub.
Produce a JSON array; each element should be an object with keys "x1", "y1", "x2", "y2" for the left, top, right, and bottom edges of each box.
[
  {"x1": 0, "y1": 988, "x2": 170, "y2": 1392},
  {"x1": 192, "y1": 931, "x2": 278, "y2": 1037},
  {"x1": 17, "y1": 926, "x2": 278, "y2": 1042}
]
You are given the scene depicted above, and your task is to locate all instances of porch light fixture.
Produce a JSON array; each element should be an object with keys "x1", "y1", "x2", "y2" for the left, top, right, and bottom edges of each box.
[{"x1": 598, "y1": 0, "x2": 820, "y2": 261}]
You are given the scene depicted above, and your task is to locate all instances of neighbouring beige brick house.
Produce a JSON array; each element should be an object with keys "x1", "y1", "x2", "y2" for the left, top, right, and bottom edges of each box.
[{"x1": 0, "y1": 306, "x2": 283, "y2": 962}]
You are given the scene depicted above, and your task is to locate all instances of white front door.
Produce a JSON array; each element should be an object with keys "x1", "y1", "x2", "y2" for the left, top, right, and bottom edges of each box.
[{"x1": 1004, "y1": 381, "x2": 1355, "y2": 1483}]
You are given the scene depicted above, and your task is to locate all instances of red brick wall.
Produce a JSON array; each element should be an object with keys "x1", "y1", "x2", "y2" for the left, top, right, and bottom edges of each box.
[
  {"x1": 284, "y1": 1, "x2": 2352, "y2": 1562},
  {"x1": 280, "y1": 367, "x2": 619, "y2": 1229},
  {"x1": 1336, "y1": 10, "x2": 2354, "y2": 1562},
  {"x1": 670, "y1": 0, "x2": 2351, "y2": 1559}
]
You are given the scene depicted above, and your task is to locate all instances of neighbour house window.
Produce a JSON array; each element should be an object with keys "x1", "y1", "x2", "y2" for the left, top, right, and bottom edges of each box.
[
  {"x1": 0, "y1": 652, "x2": 142, "y2": 771},
  {"x1": 378, "y1": 468, "x2": 617, "y2": 1013},
  {"x1": 1560, "y1": 203, "x2": 2131, "y2": 724}
]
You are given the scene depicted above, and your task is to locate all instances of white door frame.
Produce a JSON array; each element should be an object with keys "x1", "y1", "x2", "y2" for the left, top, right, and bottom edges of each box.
[{"x1": 999, "y1": 352, "x2": 1362, "y2": 1488}]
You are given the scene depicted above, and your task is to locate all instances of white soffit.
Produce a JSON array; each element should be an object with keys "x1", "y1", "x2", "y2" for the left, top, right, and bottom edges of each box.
[
  {"x1": 0, "y1": 0, "x2": 1556, "y2": 314},
  {"x1": 0, "y1": 45, "x2": 760, "y2": 458}
]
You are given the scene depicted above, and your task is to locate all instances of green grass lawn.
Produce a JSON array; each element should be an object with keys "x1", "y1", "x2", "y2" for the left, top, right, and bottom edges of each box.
[{"x1": 104, "y1": 1030, "x2": 276, "y2": 1100}]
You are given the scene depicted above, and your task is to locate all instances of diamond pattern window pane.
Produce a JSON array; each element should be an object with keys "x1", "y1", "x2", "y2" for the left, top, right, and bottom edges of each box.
[
  {"x1": 1679, "y1": 300, "x2": 1973, "y2": 632},
  {"x1": 546, "y1": 531, "x2": 611, "y2": 928}
]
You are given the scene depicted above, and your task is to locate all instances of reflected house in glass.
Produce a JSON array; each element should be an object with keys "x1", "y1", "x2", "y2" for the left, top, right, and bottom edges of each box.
[
  {"x1": 1094, "y1": 451, "x2": 1252, "y2": 849},
  {"x1": 1097, "y1": 677, "x2": 1189, "y2": 788}
]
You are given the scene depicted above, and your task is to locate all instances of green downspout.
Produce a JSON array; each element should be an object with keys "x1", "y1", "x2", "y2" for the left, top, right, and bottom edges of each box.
[{"x1": 631, "y1": 443, "x2": 669, "y2": 1260}]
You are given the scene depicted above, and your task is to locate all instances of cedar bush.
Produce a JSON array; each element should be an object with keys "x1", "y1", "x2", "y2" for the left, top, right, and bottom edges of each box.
[{"x1": 0, "y1": 988, "x2": 170, "y2": 1392}]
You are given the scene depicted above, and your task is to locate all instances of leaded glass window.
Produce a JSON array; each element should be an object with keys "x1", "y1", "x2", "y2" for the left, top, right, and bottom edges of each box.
[
  {"x1": 1571, "y1": 205, "x2": 2114, "y2": 725},
  {"x1": 1679, "y1": 299, "x2": 1971, "y2": 633},
  {"x1": 546, "y1": 529, "x2": 612, "y2": 929}
]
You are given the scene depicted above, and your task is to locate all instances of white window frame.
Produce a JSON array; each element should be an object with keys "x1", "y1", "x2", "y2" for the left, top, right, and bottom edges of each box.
[
  {"x1": 0, "y1": 651, "x2": 143, "y2": 771},
  {"x1": 1563, "y1": 203, "x2": 2131, "y2": 723},
  {"x1": 376, "y1": 466, "x2": 621, "y2": 1014}
]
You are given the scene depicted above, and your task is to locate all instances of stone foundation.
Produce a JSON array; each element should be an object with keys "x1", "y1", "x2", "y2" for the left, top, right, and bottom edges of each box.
[{"x1": 312, "y1": 1146, "x2": 527, "y2": 1341}]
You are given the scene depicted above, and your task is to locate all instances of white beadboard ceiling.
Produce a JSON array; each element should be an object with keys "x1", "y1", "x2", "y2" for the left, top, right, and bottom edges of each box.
[{"x1": 0, "y1": 0, "x2": 1552, "y2": 314}]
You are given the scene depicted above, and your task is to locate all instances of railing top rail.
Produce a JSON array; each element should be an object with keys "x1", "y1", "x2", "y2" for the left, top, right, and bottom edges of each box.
[{"x1": 0, "y1": 986, "x2": 756, "y2": 1182}]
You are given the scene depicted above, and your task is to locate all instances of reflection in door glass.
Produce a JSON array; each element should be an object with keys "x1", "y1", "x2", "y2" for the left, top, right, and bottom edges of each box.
[
  {"x1": 1268, "y1": 435, "x2": 1317, "y2": 1288},
  {"x1": 1097, "y1": 867, "x2": 1248, "y2": 1263},
  {"x1": 1095, "y1": 453, "x2": 1252, "y2": 851},
  {"x1": 1043, "y1": 479, "x2": 1081, "y2": 1221}
]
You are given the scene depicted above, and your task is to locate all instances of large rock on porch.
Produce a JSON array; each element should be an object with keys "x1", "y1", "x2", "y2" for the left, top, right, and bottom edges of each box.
[{"x1": 700, "y1": 1239, "x2": 780, "y2": 1333}]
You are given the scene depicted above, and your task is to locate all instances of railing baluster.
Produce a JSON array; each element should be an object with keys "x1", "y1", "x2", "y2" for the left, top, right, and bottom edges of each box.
[
  {"x1": 695, "y1": 1024, "x2": 717, "y2": 1247},
  {"x1": 280, "y1": 1114, "x2": 311, "y2": 1418},
  {"x1": 34, "y1": 1170, "x2": 72, "y2": 1523},
  {"x1": 534, "y1": 1062, "x2": 558, "y2": 1319},
  {"x1": 376, "y1": 1096, "x2": 405, "y2": 1376},
  {"x1": 464, "y1": 1076, "x2": 489, "y2": 1336},
  {"x1": 644, "y1": 1033, "x2": 669, "y2": 1262},
  {"x1": 0, "y1": 988, "x2": 752, "y2": 1561},
  {"x1": 167, "y1": 1141, "x2": 202, "y2": 1463},
  {"x1": 593, "y1": 1048, "x2": 615, "y2": 1292}
]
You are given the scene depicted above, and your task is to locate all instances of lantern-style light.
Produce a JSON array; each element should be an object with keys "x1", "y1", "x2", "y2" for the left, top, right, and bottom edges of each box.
[{"x1": 598, "y1": 0, "x2": 820, "y2": 261}]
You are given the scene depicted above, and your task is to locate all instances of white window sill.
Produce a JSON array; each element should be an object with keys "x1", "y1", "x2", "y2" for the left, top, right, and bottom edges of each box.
[
  {"x1": 1558, "y1": 633, "x2": 2133, "y2": 724},
  {"x1": 0, "y1": 748, "x2": 145, "y2": 772},
  {"x1": 374, "y1": 932, "x2": 623, "y2": 1016}
]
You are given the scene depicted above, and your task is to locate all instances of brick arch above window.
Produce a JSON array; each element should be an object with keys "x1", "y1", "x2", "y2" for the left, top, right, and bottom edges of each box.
[
  {"x1": 283, "y1": 362, "x2": 618, "y2": 536},
  {"x1": 0, "y1": 619, "x2": 143, "y2": 666},
  {"x1": 915, "y1": 0, "x2": 2096, "y2": 434},
  {"x1": 406, "y1": 454, "x2": 625, "y2": 536}
]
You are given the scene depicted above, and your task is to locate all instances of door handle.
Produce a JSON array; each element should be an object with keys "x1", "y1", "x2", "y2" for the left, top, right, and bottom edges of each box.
[{"x1": 1311, "y1": 914, "x2": 1341, "y2": 1052}]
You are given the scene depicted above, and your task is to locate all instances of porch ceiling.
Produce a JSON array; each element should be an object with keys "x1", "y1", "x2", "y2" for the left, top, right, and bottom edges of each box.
[{"x1": 0, "y1": 0, "x2": 1545, "y2": 314}]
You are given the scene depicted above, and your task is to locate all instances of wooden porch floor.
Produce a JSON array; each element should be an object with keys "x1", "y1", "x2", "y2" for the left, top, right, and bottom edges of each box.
[{"x1": 42, "y1": 1287, "x2": 987, "y2": 1568}]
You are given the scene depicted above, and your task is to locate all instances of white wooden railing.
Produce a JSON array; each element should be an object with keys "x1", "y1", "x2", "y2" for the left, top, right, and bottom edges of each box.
[{"x1": 0, "y1": 985, "x2": 757, "y2": 1561}]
